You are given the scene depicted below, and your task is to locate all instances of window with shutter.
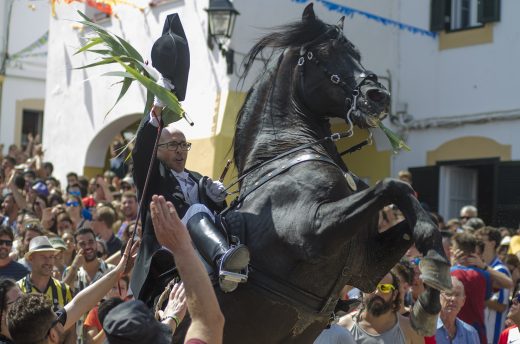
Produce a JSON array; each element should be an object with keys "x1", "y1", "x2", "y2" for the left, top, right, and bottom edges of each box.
[
  {"x1": 495, "y1": 161, "x2": 520, "y2": 227},
  {"x1": 431, "y1": 0, "x2": 500, "y2": 32},
  {"x1": 478, "y1": 0, "x2": 501, "y2": 23}
]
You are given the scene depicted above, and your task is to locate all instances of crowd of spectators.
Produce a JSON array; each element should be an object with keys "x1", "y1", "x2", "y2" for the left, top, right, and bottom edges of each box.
[
  {"x1": 0, "y1": 139, "x2": 222, "y2": 344},
  {"x1": 3, "y1": 136, "x2": 520, "y2": 344},
  {"x1": 315, "y1": 171, "x2": 520, "y2": 344}
]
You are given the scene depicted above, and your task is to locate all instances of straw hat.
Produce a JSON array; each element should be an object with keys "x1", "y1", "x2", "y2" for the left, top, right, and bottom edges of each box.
[{"x1": 25, "y1": 236, "x2": 59, "y2": 259}]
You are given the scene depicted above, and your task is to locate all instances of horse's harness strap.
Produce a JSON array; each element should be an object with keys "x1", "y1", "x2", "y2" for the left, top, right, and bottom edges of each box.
[
  {"x1": 249, "y1": 266, "x2": 338, "y2": 315},
  {"x1": 224, "y1": 133, "x2": 347, "y2": 193},
  {"x1": 227, "y1": 152, "x2": 341, "y2": 212}
]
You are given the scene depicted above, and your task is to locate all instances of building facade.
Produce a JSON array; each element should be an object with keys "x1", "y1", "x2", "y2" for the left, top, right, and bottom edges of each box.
[
  {"x1": 0, "y1": 0, "x2": 49, "y2": 153},
  {"x1": 41, "y1": 0, "x2": 518, "y2": 226}
]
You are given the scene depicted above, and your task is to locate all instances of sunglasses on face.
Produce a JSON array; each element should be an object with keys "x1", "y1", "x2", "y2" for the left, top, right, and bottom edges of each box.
[
  {"x1": 65, "y1": 201, "x2": 79, "y2": 207},
  {"x1": 376, "y1": 283, "x2": 396, "y2": 294},
  {"x1": 0, "y1": 239, "x2": 13, "y2": 247}
]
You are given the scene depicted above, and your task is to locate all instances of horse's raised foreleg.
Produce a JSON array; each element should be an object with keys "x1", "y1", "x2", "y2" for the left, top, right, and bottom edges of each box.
[{"x1": 315, "y1": 178, "x2": 451, "y2": 291}]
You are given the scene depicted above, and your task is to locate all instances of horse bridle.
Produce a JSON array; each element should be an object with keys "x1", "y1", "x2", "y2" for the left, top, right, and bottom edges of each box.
[
  {"x1": 224, "y1": 31, "x2": 379, "y2": 193},
  {"x1": 295, "y1": 27, "x2": 380, "y2": 133}
]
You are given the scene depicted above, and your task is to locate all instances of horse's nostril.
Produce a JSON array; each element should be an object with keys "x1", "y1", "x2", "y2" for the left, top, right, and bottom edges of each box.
[{"x1": 366, "y1": 89, "x2": 388, "y2": 104}]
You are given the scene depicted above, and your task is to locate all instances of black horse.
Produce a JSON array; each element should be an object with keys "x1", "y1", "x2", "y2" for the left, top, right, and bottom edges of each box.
[{"x1": 177, "y1": 4, "x2": 451, "y2": 343}]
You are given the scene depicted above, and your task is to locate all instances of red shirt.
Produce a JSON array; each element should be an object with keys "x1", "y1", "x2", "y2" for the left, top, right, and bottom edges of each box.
[
  {"x1": 84, "y1": 306, "x2": 102, "y2": 331},
  {"x1": 498, "y1": 325, "x2": 520, "y2": 344},
  {"x1": 450, "y1": 266, "x2": 492, "y2": 344}
]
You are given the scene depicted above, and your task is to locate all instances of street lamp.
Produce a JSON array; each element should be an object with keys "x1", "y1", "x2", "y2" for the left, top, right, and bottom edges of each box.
[{"x1": 205, "y1": 0, "x2": 239, "y2": 74}]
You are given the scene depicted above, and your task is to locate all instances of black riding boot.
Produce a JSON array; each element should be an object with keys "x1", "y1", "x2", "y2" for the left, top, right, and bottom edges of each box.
[{"x1": 186, "y1": 212, "x2": 250, "y2": 292}]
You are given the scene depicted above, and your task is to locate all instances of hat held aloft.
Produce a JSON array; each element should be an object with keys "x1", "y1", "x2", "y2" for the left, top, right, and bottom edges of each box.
[{"x1": 151, "y1": 13, "x2": 190, "y2": 103}]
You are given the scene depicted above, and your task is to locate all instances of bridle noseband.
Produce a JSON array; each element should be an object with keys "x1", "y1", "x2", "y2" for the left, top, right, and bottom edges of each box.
[{"x1": 295, "y1": 28, "x2": 380, "y2": 132}]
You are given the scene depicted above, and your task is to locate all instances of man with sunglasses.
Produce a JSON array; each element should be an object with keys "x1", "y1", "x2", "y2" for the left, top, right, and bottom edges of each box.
[
  {"x1": 498, "y1": 292, "x2": 520, "y2": 344},
  {"x1": 459, "y1": 205, "x2": 477, "y2": 225},
  {"x1": 0, "y1": 225, "x2": 28, "y2": 280},
  {"x1": 131, "y1": 14, "x2": 249, "y2": 303},
  {"x1": 339, "y1": 272, "x2": 423, "y2": 343}
]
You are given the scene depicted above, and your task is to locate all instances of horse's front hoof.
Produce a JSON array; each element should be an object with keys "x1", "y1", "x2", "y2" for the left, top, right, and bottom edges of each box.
[
  {"x1": 419, "y1": 254, "x2": 452, "y2": 292},
  {"x1": 410, "y1": 300, "x2": 438, "y2": 336}
]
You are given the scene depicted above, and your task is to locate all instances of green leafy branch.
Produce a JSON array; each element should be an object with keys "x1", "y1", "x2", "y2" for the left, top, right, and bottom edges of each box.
[
  {"x1": 74, "y1": 10, "x2": 183, "y2": 125},
  {"x1": 378, "y1": 122, "x2": 411, "y2": 152}
]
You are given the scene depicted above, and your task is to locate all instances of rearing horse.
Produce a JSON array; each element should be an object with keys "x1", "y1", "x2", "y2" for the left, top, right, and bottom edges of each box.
[{"x1": 208, "y1": 4, "x2": 451, "y2": 343}]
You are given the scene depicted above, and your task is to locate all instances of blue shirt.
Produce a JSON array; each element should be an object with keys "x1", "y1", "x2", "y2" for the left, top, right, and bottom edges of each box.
[
  {"x1": 436, "y1": 317, "x2": 480, "y2": 344},
  {"x1": 0, "y1": 260, "x2": 29, "y2": 281}
]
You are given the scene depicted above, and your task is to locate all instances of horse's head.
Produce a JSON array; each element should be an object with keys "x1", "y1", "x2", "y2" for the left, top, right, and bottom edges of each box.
[
  {"x1": 293, "y1": 4, "x2": 390, "y2": 129},
  {"x1": 236, "y1": 3, "x2": 391, "y2": 171}
]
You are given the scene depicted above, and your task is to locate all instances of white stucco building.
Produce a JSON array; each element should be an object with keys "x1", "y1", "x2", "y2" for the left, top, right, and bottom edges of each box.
[{"x1": 0, "y1": 0, "x2": 49, "y2": 152}]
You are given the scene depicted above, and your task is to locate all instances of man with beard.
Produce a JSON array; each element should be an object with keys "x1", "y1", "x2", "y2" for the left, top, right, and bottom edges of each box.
[
  {"x1": 62, "y1": 228, "x2": 114, "y2": 343},
  {"x1": 7, "y1": 239, "x2": 136, "y2": 344},
  {"x1": 17, "y1": 236, "x2": 74, "y2": 343},
  {"x1": 63, "y1": 228, "x2": 114, "y2": 292},
  {"x1": 338, "y1": 271, "x2": 423, "y2": 343},
  {"x1": 0, "y1": 225, "x2": 28, "y2": 280}
]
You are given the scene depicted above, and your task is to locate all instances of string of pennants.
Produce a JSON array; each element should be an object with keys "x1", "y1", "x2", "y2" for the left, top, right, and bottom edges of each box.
[
  {"x1": 8, "y1": 31, "x2": 48, "y2": 62},
  {"x1": 50, "y1": 0, "x2": 145, "y2": 17},
  {"x1": 292, "y1": 0, "x2": 437, "y2": 38},
  {"x1": 11, "y1": 1, "x2": 145, "y2": 63}
]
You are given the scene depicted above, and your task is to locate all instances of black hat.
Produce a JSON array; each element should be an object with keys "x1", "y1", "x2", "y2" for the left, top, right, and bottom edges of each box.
[
  {"x1": 103, "y1": 300, "x2": 172, "y2": 344},
  {"x1": 151, "y1": 13, "x2": 190, "y2": 101}
]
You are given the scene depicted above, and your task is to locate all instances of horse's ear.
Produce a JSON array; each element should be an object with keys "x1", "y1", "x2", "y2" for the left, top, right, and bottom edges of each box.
[
  {"x1": 337, "y1": 16, "x2": 345, "y2": 30},
  {"x1": 302, "y1": 3, "x2": 316, "y2": 21}
]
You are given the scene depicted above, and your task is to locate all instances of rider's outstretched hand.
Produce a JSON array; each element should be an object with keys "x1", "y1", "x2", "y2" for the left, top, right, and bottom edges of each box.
[
  {"x1": 204, "y1": 178, "x2": 227, "y2": 203},
  {"x1": 150, "y1": 195, "x2": 191, "y2": 252}
]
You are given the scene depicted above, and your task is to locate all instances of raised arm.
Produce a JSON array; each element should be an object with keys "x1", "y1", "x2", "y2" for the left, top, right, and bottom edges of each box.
[
  {"x1": 150, "y1": 195, "x2": 224, "y2": 344},
  {"x1": 63, "y1": 240, "x2": 138, "y2": 330},
  {"x1": 6, "y1": 171, "x2": 27, "y2": 210}
]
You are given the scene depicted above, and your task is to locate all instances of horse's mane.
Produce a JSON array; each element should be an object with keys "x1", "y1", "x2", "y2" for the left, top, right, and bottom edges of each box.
[
  {"x1": 241, "y1": 17, "x2": 361, "y2": 82},
  {"x1": 233, "y1": 14, "x2": 362, "y2": 173}
]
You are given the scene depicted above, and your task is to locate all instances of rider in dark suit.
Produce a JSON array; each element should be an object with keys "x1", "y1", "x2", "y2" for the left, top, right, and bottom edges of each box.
[{"x1": 130, "y1": 14, "x2": 249, "y2": 306}]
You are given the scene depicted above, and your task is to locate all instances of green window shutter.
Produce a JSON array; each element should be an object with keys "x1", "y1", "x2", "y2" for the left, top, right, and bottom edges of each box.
[
  {"x1": 430, "y1": 0, "x2": 448, "y2": 31},
  {"x1": 478, "y1": 0, "x2": 501, "y2": 23}
]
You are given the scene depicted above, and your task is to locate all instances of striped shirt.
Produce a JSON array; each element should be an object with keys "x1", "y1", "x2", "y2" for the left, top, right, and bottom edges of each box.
[
  {"x1": 485, "y1": 256, "x2": 511, "y2": 344},
  {"x1": 17, "y1": 275, "x2": 73, "y2": 312}
]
